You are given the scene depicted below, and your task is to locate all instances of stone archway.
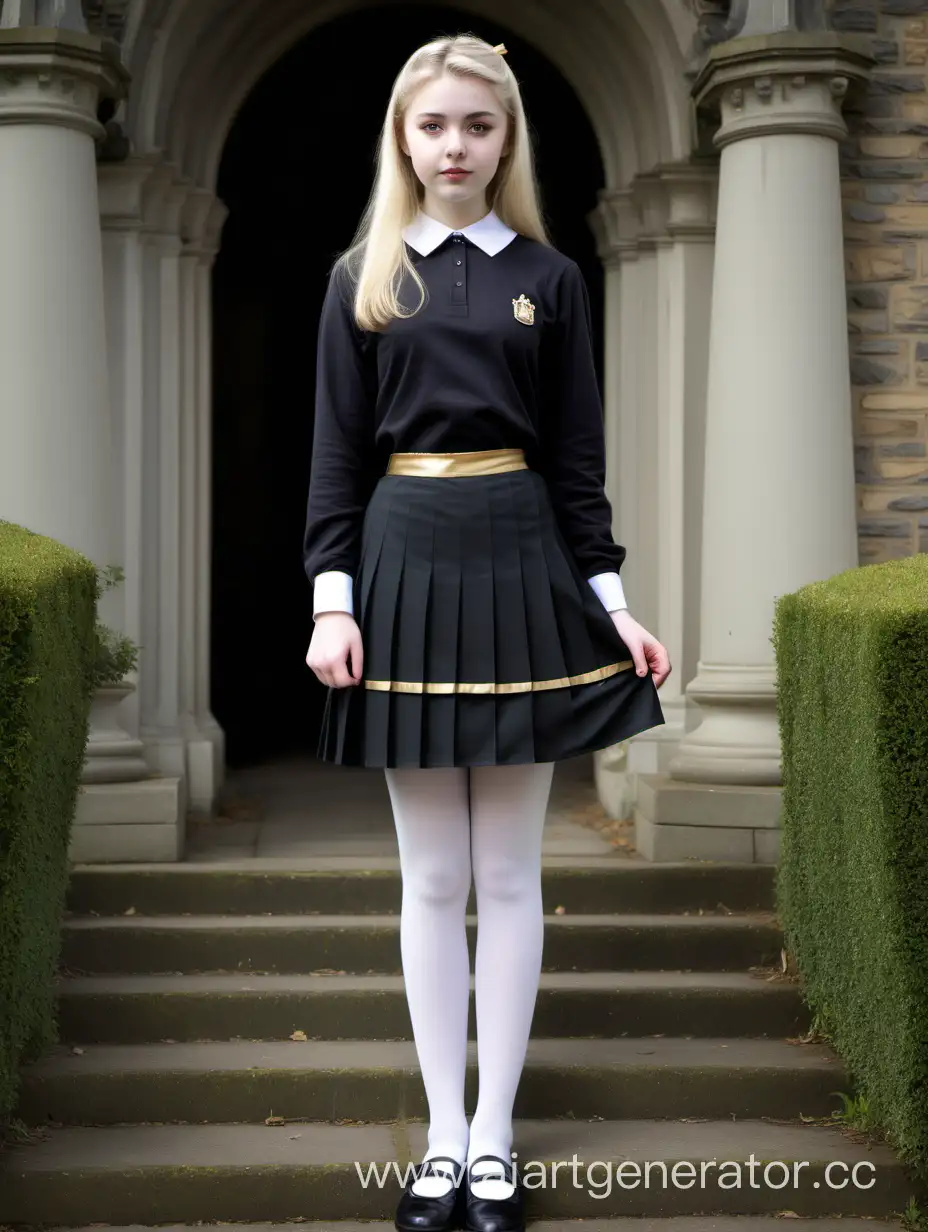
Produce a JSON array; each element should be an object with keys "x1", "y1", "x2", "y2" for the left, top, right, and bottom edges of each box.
[
  {"x1": 89, "y1": 0, "x2": 714, "y2": 827},
  {"x1": 206, "y1": 7, "x2": 614, "y2": 764},
  {"x1": 120, "y1": 0, "x2": 695, "y2": 187}
]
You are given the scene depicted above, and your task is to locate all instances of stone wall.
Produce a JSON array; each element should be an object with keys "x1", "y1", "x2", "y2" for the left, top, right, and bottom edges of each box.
[{"x1": 833, "y1": 0, "x2": 928, "y2": 559}]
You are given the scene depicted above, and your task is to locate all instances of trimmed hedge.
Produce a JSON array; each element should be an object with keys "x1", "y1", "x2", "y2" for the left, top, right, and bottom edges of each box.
[
  {"x1": 773, "y1": 552, "x2": 928, "y2": 1173},
  {"x1": 0, "y1": 520, "x2": 97, "y2": 1123}
]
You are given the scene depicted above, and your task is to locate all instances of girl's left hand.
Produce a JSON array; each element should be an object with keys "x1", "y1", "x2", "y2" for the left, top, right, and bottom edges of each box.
[{"x1": 609, "y1": 610, "x2": 672, "y2": 689}]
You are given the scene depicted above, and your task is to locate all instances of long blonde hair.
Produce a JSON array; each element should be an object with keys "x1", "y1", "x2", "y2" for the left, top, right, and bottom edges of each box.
[{"x1": 338, "y1": 33, "x2": 550, "y2": 332}]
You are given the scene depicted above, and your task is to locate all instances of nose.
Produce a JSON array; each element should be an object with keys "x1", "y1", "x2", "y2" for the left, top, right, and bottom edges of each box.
[{"x1": 445, "y1": 128, "x2": 465, "y2": 159}]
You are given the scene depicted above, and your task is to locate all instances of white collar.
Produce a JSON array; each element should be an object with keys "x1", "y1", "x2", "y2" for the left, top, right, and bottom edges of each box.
[{"x1": 403, "y1": 208, "x2": 518, "y2": 257}]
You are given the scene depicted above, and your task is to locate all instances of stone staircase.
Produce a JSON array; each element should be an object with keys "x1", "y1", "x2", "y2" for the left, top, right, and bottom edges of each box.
[{"x1": 1, "y1": 855, "x2": 923, "y2": 1229}]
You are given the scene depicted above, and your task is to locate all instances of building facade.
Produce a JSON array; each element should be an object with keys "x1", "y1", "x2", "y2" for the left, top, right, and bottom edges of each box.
[{"x1": 0, "y1": 0, "x2": 919, "y2": 863}]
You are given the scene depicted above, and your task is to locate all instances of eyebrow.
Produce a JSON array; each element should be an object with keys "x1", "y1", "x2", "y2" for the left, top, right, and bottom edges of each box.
[{"x1": 415, "y1": 111, "x2": 497, "y2": 120}]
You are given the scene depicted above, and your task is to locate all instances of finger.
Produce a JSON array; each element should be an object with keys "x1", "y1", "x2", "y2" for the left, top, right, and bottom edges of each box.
[
  {"x1": 646, "y1": 645, "x2": 667, "y2": 675},
  {"x1": 349, "y1": 634, "x2": 363, "y2": 683},
  {"x1": 652, "y1": 650, "x2": 672, "y2": 689},
  {"x1": 331, "y1": 660, "x2": 353, "y2": 688},
  {"x1": 628, "y1": 641, "x2": 648, "y2": 677}
]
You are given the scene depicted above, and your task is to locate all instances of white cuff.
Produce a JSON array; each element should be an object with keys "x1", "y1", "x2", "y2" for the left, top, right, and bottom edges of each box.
[
  {"x1": 313, "y1": 570, "x2": 354, "y2": 619},
  {"x1": 587, "y1": 571, "x2": 627, "y2": 613}
]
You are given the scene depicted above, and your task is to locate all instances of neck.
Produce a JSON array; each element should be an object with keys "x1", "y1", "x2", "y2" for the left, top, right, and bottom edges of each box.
[{"x1": 419, "y1": 193, "x2": 490, "y2": 230}]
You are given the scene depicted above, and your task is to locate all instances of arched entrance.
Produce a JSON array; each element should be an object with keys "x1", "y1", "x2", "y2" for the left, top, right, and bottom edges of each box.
[
  {"x1": 95, "y1": 0, "x2": 709, "y2": 822},
  {"x1": 210, "y1": 6, "x2": 608, "y2": 764}
]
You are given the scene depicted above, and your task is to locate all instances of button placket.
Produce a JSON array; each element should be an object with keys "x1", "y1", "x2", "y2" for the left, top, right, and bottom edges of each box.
[{"x1": 450, "y1": 234, "x2": 467, "y2": 307}]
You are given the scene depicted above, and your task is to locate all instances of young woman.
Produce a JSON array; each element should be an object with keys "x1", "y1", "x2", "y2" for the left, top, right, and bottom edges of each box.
[{"x1": 303, "y1": 33, "x2": 670, "y2": 1232}]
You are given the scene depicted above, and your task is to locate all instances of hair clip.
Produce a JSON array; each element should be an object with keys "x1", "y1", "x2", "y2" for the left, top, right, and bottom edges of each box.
[{"x1": 492, "y1": 43, "x2": 508, "y2": 56}]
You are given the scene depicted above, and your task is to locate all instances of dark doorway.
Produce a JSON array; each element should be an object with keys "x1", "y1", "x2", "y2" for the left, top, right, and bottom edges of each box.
[{"x1": 211, "y1": 5, "x2": 606, "y2": 768}]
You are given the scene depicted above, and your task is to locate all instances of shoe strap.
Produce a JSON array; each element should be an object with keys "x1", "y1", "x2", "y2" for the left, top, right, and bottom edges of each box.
[
  {"x1": 468, "y1": 1153, "x2": 513, "y2": 1181},
  {"x1": 419, "y1": 1155, "x2": 464, "y2": 1180}
]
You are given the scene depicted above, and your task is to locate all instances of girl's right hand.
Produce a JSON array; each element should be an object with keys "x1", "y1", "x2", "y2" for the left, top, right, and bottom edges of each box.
[{"x1": 306, "y1": 613, "x2": 364, "y2": 687}]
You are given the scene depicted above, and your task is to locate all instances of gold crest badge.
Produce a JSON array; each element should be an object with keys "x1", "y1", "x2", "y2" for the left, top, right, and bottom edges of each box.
[{"x1": 512, "y1": 293, "x2": 535, "y2": 325}]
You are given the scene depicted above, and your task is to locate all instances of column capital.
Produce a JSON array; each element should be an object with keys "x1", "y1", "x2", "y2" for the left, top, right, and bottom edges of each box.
[
  {"x1": 99, "y1": 157, "x2": 159, "y2": 230},
  {"x1": 590, "y1": 164, "x2": 719, "y2": 264},
  {"x1": 589, "y1": 189, "x2": 640, "y2": 266},
  {"x1": 637, "y1": 163, "x2": 718, "y2": 243},
  {"x1": 191, "y1": 196, "x2": 229, "y2": 260},
  {"x1": 140, "y1": 163, "x2": 189, "y2": 239},
  {"x1": 692, "y1": 30, "x2": 874, "y2": 146},
  {"x1": 0, "y1": 25, "x2": 128, "y2": 137}
]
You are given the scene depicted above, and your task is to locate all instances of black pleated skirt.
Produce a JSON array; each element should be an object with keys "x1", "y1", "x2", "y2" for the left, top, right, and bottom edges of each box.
[{"x1": 317, "y1": 464, "x2": 664, "y2": 767}]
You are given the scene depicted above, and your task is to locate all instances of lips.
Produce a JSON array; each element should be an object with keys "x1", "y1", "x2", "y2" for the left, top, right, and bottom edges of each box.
[{"x1": 442, "y1": 169, "x2": 471, "y2": 178}]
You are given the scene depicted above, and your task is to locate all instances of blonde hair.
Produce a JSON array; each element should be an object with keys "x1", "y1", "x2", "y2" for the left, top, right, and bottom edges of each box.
[{"x1": 338, "y1": 33, "x2": 551, "y2": 332}]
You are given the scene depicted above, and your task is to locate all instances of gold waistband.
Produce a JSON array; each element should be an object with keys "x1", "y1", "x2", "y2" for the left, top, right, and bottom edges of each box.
[{"x1": 386, "y1": 448, "x2": 528, "y2": 478}]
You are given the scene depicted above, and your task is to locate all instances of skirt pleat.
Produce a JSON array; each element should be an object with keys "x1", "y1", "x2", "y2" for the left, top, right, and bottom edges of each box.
[{"x1": 316, "y1": 467, "x2": 664, "y2": 768}]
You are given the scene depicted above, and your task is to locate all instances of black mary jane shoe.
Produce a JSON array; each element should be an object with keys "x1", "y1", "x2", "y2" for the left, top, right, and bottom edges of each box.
[
  {"x1": 463, "y1": 1154, "x2": 525, "y2": 1232},
  {"x1": 395, "y1": 1155, "x2": 467, "y2": 1232}
]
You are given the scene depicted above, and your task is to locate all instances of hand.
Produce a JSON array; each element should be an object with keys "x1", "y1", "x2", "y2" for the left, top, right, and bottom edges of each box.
[
  {"x1": 609, "y1": 610, "x2": 671, "y2": 690},
  {"x1": 306, "y1": 612, "x2": 364, "y2": 688}
]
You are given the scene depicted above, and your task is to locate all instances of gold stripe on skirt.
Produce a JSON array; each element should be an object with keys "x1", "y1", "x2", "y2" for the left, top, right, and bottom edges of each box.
[
  {"x1": 364, "y1": 659, "x2": 636, "y2": 693},
  {"x1": 386, "y1": 448, "x2": 529, "y2": 478}
]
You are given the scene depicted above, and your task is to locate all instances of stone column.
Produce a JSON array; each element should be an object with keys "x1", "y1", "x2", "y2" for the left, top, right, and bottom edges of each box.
[
  {"x1": 589, "y1": 190, "x2": 643, "y2": 820},
  {"x1": 0, "y1": 23, "x2": 125, "y2": 573},
  {"x1": 83, "y1": 155, "x2": 187, "y2": 862},
  {"x1": 179, "y1": 189, "x2": 229, "y2": 813},
  {"x1": 589, "y1": 168, "x2": 717, "y2": 822},
  {"x1": 634, "y1": 21, "x2": 873, "y2": 862}
]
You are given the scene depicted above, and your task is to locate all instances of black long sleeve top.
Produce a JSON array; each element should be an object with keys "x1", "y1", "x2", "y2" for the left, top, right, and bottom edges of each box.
[{"x1": 302, "y1": 216, "x2": 627, "y2": 601}]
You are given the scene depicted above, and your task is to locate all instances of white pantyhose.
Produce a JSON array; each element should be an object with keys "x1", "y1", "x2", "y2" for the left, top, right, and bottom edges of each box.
[{"x1": 383, "y1": 760, "x2": 555, "y2": 1201}]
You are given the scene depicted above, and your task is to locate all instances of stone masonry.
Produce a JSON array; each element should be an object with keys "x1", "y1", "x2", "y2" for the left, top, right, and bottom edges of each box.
[{"x1": 831, "y1": 0, "x2": 928, "y2": 559}]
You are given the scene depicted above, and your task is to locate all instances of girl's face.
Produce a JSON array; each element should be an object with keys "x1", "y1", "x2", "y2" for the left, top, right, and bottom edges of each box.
[{"x1": 401, "y1": 72, "x2": 509, "y2": 217}]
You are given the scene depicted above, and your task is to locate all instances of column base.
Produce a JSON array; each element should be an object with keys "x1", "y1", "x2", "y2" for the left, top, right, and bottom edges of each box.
[
  {"x1": 68, "y1": 775, "x2": 186, "y2": 863},
  {"x1": 633, "y1": 772, "x2": 781, "y2": 863},
  {"x1": 181, "y1": 712, "x2": 227, "y2": 817},
  {"x1": 594, "y1": 696, "x2": 692, "y2": 820},
  {"x1": 669, "y1": 664, "x2": 781, "y2": 785}
]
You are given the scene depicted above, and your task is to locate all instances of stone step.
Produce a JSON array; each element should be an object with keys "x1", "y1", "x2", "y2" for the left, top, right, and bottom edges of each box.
[
  {"x1": 65, "y1": 858, "x2": 775, "y2": 917},
  {"x1": 26, "y1": 1224, "x2": 910, "y2": 1232},
  {"x1": 55, "y1": 971, "x2": 809, "y2": 1043},
  {"x1": 16, "y1": 1037, "x2": 847, "y2": 1126},
  {"x1": 59, "y1": 911, "x2": 783, "y2": 975},
  {"x1": 0, "y1": 1120, "x2": 919, "y2": 1223},
  {"x1": 18, "y1": 1224, "x2": 910, "y2": 1232}
]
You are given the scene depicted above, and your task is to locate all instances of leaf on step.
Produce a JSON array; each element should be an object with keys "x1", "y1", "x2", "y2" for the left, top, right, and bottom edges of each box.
[
  {"x1": 290, "y1": 1030, "x2": 308, "y2": 1041},
  {"x1": 265, "y1": 1115, "x2": 286, "y2": 1126},
  {"x1": 70, "y1": 1046, "x2": 85, "y2": 1056},
  {"x1": 775, "y1": 1211, "x2": 801, "y2": 1218},
  {"x1": 124, "y1": 906, "x2": 137, "y2": 916},
  {"x1": 554, "y1": 905, "x2": 566, "y2": 914}
]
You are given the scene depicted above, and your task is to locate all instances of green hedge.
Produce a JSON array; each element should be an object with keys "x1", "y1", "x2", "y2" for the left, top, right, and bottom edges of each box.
[
  {"x1": 773, "y1": 551, "x2": 928, "y2": 1173},
  {"x1": 0, "y1": 520, "x2": 97, "y2": 1123}
]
